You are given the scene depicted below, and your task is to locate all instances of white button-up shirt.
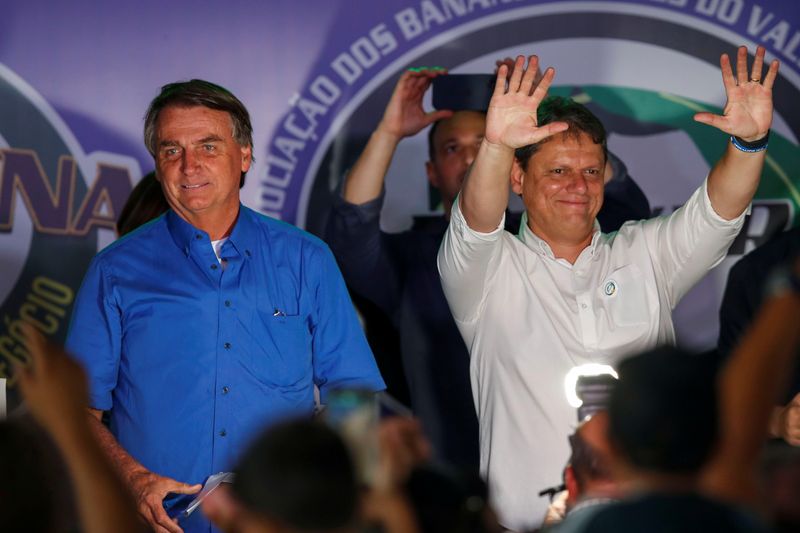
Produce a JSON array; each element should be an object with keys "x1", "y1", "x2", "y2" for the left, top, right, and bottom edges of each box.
[{"x1": 437, "y1": 180, "x2": 746, "y2": 531}]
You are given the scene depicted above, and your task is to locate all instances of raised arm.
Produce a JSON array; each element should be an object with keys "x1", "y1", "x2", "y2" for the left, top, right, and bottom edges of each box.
[
  {"x1": 695, "y1": 46, "x2": 779, "y2": 220},
  {"x1": 342, "y1": 68, "x2": 452, "y2": 205},
  {"x1": 461, "y1": 55, "x2": 567, "y2": 232},
  {"x1": 701, "y1": 261, "x2": 800, "y2": 504}
]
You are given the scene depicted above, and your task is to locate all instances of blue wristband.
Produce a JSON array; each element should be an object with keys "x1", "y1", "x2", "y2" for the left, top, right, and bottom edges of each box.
[{"x1": 730, "y1": 131, "x2": 769, "y2": 153}]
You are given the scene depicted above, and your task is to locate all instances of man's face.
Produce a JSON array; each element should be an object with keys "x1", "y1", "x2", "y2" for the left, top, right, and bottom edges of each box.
[
  {"x1": 426, "y1": 110, "x2": 485, "y2": 214},
  {"x1": 154, "y1": 105, "x2": 251, "y2": 231},
  {"x1": 511, "y1": 132, "x2": 605, "y2": 247}
]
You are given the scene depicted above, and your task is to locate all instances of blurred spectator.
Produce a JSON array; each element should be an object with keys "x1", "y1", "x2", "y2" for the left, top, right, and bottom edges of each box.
[
  {"x1": 719, "y1": 226, "x2": 800, "y2": 445},
  {"x1": 0, "y1": 417, "x2": 75, "y2": 533},
  {"x1": 17, "y1": 325, "x2": 144, "y2": 533},
  {"x1": 555, "y1": 260, "x2": 800, "y2": 532}
]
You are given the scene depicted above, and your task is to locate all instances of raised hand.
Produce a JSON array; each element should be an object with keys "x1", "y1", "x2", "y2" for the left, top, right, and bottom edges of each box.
[
  {"x1": 495, "y1": 56, "x2": 543, "y2": 85},
  {"x1": 378, "y1": 68, "x2": 453, "y2": 140},
  {"x1": 484, "y1": 55, "x2": 567, "y2": 150},
  {"x1": 694, "y1": 46, "x2": 779, "y2": 141},
  {"x1": 18, "y1": 324, "x2": 90, "y2": 441}
]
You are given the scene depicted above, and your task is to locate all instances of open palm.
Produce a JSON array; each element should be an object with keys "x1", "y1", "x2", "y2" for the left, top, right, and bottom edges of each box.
[
  {"x1": 695, "y1": 46, "x2": 779, "y2": 140},
  {"x1": 484, "y1": 55, "x2": 567, "y2": 149}
]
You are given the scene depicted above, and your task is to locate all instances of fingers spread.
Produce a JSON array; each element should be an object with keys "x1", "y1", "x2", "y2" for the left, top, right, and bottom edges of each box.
[
  {"x1": 750, "y1": 45, "x2": 765, "y2": 82},
  {"x1": 493, "y1": 64, "x2": 509, "y2": 97},
  {"x1": 719, "y1": 53, "x2": 736, "y2": 92},
  {"x1": 762, "y1": 59, "x2": 780, "y2": 91},
  {"x1": 736, "y1": 45, "x2": 748, "y2": 85},
  {"x1": 508, "y1": 55, "x2": 526, "y2": 93},
  {"x1": 519, "y1": 55, "x2": 539, "y2": 95},
  {"x1": 532, "y1": 67, "x2": 556, "y2": 103}
]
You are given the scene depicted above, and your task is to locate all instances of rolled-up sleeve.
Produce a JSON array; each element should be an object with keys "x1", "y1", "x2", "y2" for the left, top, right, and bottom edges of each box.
[
  {"x1": 437, "y1": 194, "x2": 505, "y2": 328},
  {"x1": 644, "y1": 178, "x2": 748, "y2": 308}
]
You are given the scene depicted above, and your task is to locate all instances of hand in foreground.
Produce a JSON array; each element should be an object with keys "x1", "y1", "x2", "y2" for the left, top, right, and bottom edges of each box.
[
  {"x1": 484, "y1": 55, "x2": 568, "y2": 150},
  {"x1": 378, "y1": 68, "x2": 453, "y2": 140},
  {"x1": 694, "y1": 45, "x2": 779, "y2": 141},
  {"x1": 772, "y1": 393, "x2": 800, "y2": 446},
  {"x1": 202, "y1": 484, "x2": 245, "y2": 533},
  {"x1": 18, "y1": 324, "x2": 90, "y2": 442},
  {"x1": 127, "y1": 469, "x2": 202, "y2": 533},
  {"x1": 372, "y1": 416, "x2": 431, "y2": 492}
]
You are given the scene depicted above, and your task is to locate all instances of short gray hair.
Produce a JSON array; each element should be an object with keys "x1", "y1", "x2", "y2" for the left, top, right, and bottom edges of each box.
[{"x1": 144, "y1": 79, "x2": 254, "y2": 187}]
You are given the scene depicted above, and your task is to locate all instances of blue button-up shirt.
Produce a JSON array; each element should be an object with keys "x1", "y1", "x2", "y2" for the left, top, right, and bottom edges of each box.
[{"x1": 67, "y1": 206, "x2": 384, "y2": 530}]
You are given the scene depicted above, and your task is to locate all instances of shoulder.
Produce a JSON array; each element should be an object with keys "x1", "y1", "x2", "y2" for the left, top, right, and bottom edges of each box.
[
  {"x1": 91, "y1": 214, "x2": 168, "y2": 269},
  {"x1": 243, "y1": 207, "x2": 334, "y2": 263}
]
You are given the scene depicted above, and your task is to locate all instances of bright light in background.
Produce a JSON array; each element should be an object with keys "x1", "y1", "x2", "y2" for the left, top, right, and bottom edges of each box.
[{"x1": 564, "y1": 363, "x2": 618, "y2": 408}]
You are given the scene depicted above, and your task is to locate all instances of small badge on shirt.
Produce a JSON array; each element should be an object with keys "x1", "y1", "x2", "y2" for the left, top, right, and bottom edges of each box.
[{"x1": 604, "y1": 280, "x2": 618, "y2": 297}]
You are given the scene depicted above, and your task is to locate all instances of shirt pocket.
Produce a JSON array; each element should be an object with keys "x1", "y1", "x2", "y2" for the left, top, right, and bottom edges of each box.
[
  {"x1": 597, "y1": 263, "x2": 650, "y2": 328},
  {"x1": 249, "y1": 311, "x2": 312, "y2": 388}
]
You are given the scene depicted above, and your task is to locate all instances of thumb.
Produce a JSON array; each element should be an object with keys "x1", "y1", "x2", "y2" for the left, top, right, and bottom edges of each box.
[
  {"x1": 424, "y1": 109, "x2": 453, "y2": 125},
  {"x1": 170, "y1": 482, "x2": 203, "y2": 495},
  {"x1": 693, "y1": 112, "x2": 726, "y2": 130}
]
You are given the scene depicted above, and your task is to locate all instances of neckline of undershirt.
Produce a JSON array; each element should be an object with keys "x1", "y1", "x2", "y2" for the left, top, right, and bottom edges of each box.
[{"x1": 211, "y1": 237, "x2": 228, "y2": 264}]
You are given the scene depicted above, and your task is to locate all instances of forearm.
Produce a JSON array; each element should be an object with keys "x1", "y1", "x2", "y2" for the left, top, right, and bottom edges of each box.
[
  {"x1": 342, "y1": 128, "x2": 402, "y2": 205},
  {"x1": 706, "y1": 141, "x2": 765, "y2": 220},
  {"x1": 55, "y1": 419, "x2": 144, "y2": 533},
  {"x1": 706, "y1": 289, "x2": 800, "y2": 501},
  {"x1": 460, "y1": 139, "x2": 514, "y2": 232},
  {"x1": 87, "y1": 410, "x2": 149, "y2": 484}
]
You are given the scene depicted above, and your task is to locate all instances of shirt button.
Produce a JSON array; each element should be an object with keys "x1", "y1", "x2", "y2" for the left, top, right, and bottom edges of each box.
[
  {"x1": 224, "y1": 342, "x2": 231, "y2": 349},
  {"x1": 211, "y1": 264, "x2": 218, "y2": 270},
  {"x1": 195, "y1": 234, "x2": 202, "y2": 240},
  {"x1": 581, "y1": 303, "x2": 588, "y2": 309},
  {"x1": 222, "y1": 386, "x2": 230, "y2": 394},
  {"x1": 224, "y1": 300, "x2": 231, "y2": 307},
  {"x1": 245, "y1": 250, "x2": 252, "y2": 257},
  {"x1": 219, "y1": 429, "x2": 227, "y2": 437}
]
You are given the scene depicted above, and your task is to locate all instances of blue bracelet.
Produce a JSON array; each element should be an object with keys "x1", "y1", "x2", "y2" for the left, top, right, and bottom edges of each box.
[{"x1": 730, "y1": 131, "x2": 769, "y2": 153}]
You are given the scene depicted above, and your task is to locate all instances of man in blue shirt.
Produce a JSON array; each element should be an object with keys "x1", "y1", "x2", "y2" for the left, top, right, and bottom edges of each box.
[{"x1": 66, "y1": 80, "x2": 385, "y2": 533}]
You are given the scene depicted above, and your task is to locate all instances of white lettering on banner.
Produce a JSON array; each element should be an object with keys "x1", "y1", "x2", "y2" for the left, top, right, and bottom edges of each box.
[
  {"x1": 332, "y1": 24, "x2": 399, "y2": 86},
  {"x1": 747, "y1": 6, "x2": 800, "y2": 62},
  {"x1": 262, "y1": 74, "x2": 342, "y2": 219},
  {"x1": 262, "y1": 0, "x2": 800, "y2": 221},
  {"x1": 393, "y1": 0, "x2": 525, "y2": 41},
  {"x1": 695, "y1": 0, "x2": 744, "y2": 24},
  {"x1": 262, "y1": 23, "x2": 402, "y2": 217}
]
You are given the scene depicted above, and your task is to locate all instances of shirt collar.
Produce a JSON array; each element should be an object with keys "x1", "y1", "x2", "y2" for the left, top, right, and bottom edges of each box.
[
  {"x1": 517, "y1": 211, "x2": 602, "y2": 260},
  {"x1": 166, "y1": 205, "x2": 257, "y2": 258}
]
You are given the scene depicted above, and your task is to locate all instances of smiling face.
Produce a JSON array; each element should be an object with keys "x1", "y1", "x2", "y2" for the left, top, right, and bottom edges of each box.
[
  {"x1": 154, "y1": 105, "x2": 251, "y2": 237},
  {"x1": 511, "y1": 132, "x2": 605, "y2": 254},
  {"x1": 426, "y1": 110, "x2": 485, "y2": 216}
]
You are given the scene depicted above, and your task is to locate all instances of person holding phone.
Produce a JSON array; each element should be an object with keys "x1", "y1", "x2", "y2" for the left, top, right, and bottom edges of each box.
[{"x1": 326, "y1": 65, "x2": 650, "y2": 472}]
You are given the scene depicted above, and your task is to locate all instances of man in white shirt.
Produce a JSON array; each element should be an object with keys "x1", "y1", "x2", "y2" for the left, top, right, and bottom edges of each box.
[{"x1": 437, "y1": 47, "x2": 779, "y2": 531}]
